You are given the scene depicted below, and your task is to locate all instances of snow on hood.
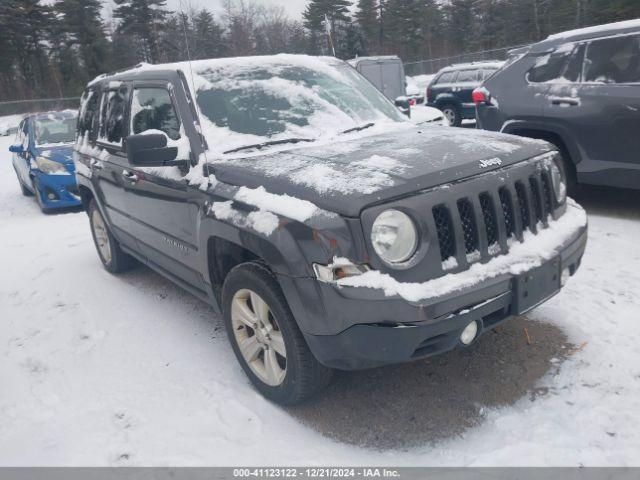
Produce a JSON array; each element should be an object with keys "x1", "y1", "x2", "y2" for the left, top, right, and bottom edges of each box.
[
  {"x1": 210, "y1": 125, "x2": 554, "y2": 217},
  {"x1": 38, "y1": 143, "x2": 75, "y2": 164}
]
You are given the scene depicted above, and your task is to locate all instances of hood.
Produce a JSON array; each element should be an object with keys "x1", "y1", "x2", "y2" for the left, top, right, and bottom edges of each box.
[
  {"x1": 37, "y1": 144, "x2": 75, "y2": 166},
  {"x1": 211, "y1": 126, "x2": 554, "y2": 217}
]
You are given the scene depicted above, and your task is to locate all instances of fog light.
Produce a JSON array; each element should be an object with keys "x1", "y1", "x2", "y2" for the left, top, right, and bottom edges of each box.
[
  {"x1": 47, "y1": 193, "x2": 56, "y2": 200},
  {"x1": 460, "y1": 321, "x2": 479, "y2": 345},
  {"x1": 561, "y1": 267, "x2": 571, "y2": 286}
]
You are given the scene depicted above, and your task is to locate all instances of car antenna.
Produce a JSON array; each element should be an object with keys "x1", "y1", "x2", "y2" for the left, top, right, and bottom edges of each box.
[{"x1": 178, "y1": 0, "x2": 210, "y2": 170}]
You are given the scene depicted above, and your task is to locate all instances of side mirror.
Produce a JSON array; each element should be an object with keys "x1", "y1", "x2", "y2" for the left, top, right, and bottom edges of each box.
[
  {"x1": 125, "y1": 133, "x2": 182, "y2": 167},
  {"x1": 9, "y1": 143, "x2": 24, "y2": 154},
  {"x1": 394, "y1": 97, "x2": 411, "y2": 118}
]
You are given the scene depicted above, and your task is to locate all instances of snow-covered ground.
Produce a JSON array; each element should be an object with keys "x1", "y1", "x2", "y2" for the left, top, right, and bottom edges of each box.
[
  {"x1": 407, "y1": 74, "x2": 436, "y2": 91},
  {"x1": 0, "y1": 114, "x2": 23, "y2": 136},
  {"x1": 1, "y1": 131, "x2": 639, "y2": 466}
]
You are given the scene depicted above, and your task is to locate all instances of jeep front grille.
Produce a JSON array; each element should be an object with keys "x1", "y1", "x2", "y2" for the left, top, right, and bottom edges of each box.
[
  {"x1": 432, "y1": 168, "x2": 560, "y2": 272},
  {"x1": 457, "y1": 198, "x2": 479, "y2": 255},
  {"x1": 529, "y1": 176, "x2": 543, "y2": 225},
  {"x1": 432, "y1": 205, "x2": 456, "y2": 262},
  {"x1": 498, "y1": 187, "x2": 515, "y2": 239},
  {"x1": 541, "y1": 172, "x2": 553, "y2": 218},
  {"x1": 479, "y1": 192, "x2": 498, "y2": 247}
]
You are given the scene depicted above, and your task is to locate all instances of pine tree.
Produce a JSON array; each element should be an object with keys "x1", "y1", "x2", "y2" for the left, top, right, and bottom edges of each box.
[
  {"x1": 302, "y1": 0, "x2": 352, "y2": 57},
  {"x1": 0, "y1": 0, "x2": 52, "y2": 99},
  {"x1": 55, "y1": 0, "x2": 109, "y2": 80},
  {"x1": 113, "y1": 0, "x2": 170, "y2": 63},
  {"x1": 356, "y1": 0, "x2": 380, "y2": 54},
  {"x1": 383, "y1": 0, "x2": 425, "y2": 60},
  {"x1": 192, "y1": 9, "x2": 227, "y2": 59},
  {"x1": 444, "y1": 0, "x2": 475, "y2": 54}
]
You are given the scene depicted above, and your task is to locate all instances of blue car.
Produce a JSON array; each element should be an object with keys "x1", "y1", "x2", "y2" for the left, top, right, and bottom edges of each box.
[{"x1": 9, "y1": 110, "x2": 81, "y2": 212}]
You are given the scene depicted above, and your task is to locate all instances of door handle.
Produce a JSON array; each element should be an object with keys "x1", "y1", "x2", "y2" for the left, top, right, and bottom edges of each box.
[
  {"x1": 122, "y1": 170, "x2": 139, "y2": 183},
  {"x1": 550, "y1": 96, "x2": 579, "y2": 107}
]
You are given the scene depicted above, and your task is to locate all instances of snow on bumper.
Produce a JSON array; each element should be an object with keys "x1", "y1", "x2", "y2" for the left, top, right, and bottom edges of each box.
[
  {"x1": 303, "y1": 202, "x2": 586, "y2": 369},
  {"x1": 337, "y1": 199, "x2": 587, "y2": 303}
]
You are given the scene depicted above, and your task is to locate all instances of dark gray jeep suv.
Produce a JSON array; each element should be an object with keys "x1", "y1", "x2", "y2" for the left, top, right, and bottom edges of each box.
[
  {"x1": 74, "y1": 55, "x2": 587, "y2": 404},
  {"x1": 475, "y1": 19, "x2": 640, "y2": 190}
]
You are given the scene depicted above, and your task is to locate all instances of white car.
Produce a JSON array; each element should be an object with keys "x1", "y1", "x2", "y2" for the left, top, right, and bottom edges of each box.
[
  {"x1": 0, "y1": 114, "x2": 24, "y2": 136},
  {"x1": 409, "y1": 104, "x2": 448, "y2": 126}
]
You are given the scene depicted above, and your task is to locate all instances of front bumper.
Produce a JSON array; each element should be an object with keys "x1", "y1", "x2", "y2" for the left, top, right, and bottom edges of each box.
[
  {"x1": 302, "y1": 221, "x2": 587, "y2": 370},
  {"x1": 34, "y1": 170, "x2": 81, "y2": 209}
]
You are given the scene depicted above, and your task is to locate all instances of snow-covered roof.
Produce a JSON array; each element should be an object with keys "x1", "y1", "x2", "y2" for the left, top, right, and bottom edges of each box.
[
  {"x1": 33, "y1": 109, "x2": 77, "y2": 121},
  {"x1": 347, "y1": 55, "x2": 402, "y2": 67},
  {"x1": 547, "y1": 18, "x2": 640, "y2": 41},
  {"x1": 443, "y1": 60, "x2": 505, "y2": 71},
  {"x1": 92, "y1": 54, "x2": 346, "y2": 85}
]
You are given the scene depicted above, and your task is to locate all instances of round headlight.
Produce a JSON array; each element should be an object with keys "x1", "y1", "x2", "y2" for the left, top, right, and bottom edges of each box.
[
  {"x1": 550, "y1": 161, "x2": 567, "y2": 204},
  {"x1": 371, "y1": 209, "x2": 418, "y2": 264}
]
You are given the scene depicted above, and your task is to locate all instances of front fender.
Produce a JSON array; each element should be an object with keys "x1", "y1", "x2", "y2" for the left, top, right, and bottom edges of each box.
[
  {"x1": 200, "y1": 182, "x2": 365, "y2": 278},
  {"x1": 198, "y1": 183, "x2": 367, "y2": 334}
]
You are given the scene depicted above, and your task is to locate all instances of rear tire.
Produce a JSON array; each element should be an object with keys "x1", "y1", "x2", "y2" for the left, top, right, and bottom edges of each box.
[
  {"x1": 222, "y1": 262, "x2": 333, "y2": 405},
  {"x1": 441, "y1": 103, "x2": 461, "y2": 127},
  {"x1": 88, "y1": 199, "x2": 136, "y2": 273}
]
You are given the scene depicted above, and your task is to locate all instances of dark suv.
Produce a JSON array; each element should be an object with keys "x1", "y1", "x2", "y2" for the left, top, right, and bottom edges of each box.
[
  {"x1": 74, "y1": 55, "x2": 587, "y2": 405},
  {"x1": 475, "y1": 20, "x2": 640, "y2": 190},
  {"x1": 426, "y1": 61, "x2": 503, "y2": 126}
]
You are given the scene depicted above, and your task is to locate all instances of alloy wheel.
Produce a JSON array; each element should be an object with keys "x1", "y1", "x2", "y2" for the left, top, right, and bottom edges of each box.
[
  {"x1": 443, "y1": 108, "x2": 457, "y2": 126},
  {"x1": 92, "y1": 208, "x2": 112, "y2": 264},
  {"x1": 231, "y1": 289, "x2": 287, "y2": 387}
]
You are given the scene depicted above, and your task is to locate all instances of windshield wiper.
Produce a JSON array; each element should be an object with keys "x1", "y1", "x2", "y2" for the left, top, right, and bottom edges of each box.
[
  {"x1": 223, "y1": 137, "x2": 314, "y2": 155},
  {"x1": 341, "y1": 122, "x2": 375, "y2": 134}
]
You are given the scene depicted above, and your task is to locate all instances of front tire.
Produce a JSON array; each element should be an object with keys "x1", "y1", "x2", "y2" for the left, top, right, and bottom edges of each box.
[
  {"x1": 222, "y1": 262, "x2": 332, "y2": 405},
  {"x1": 20, "y1": 181, "x2": 33, "y2": 196},
  {"x1": 88, "y1": 200, "x2": 135, "y2": 273}
]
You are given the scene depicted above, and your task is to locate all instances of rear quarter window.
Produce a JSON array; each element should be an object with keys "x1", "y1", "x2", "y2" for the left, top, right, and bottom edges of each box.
[
  {"x1": 98, "y1": 86, "x2": 128, "y2": 147},
  {"x1": 77, "y1": 89, "x2": 100, "y2": 139},
  {"x1": 527, "y1": 43, "x2": 576, "y2": 83}
]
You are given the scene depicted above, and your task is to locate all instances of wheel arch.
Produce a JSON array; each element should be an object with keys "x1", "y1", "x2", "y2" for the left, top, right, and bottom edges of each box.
[
  {"x1": 78, "y1": 184, "x2": 94, "y2": 214},
  {"x1": 502, "y1": 121, "x2": 582, "y2": 180},
  {"x1": 435, "y1": 94, "x2": 461, "y2": 109}
]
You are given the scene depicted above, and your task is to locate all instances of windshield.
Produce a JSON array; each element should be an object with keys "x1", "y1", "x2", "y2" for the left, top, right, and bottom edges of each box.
[
  {"x1": 36, "y1": 115, "x2": 77, "y2": 145},
  {"x1": 194, "y1": 59, "x2": 407, "y2": 153}
]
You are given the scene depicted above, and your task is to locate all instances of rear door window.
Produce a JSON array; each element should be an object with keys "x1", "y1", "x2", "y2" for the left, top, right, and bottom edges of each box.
[
  {"x1": 78, "y1": 89, "x2": 100, "y2": 139},
  {"x1": 130, "y1": 87, "x2": 181, "y2": 141},
  {"x1": 98, "y1": 85, "x2": 128, "y2": 147},
  {"x1": 436, "y1": 71, "x2": 456, "y2": 84},
  {"x1": 583, "y1": 34, "x2": 640, "y2": 84},
  {"x1": 527, "y1": 43, "x2": 575, "y2": 83},
  {"x1": 456, "y1": 69, "x2": 479, "y2": 83}
]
